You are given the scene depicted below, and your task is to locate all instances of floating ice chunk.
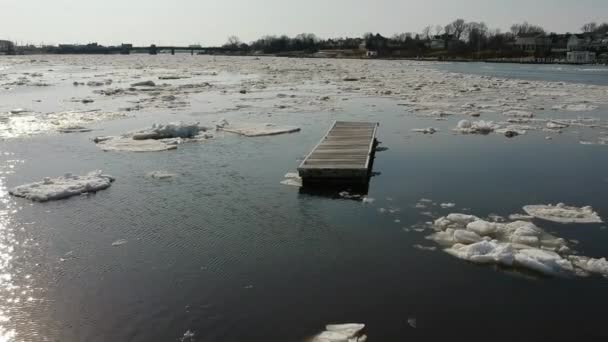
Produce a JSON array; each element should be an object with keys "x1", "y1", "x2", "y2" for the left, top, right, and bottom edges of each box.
[
  {"x1": 159, "y1": 75, "x2": 189, "y2": 80},
  {"x1": 570, "y1": 256, "x2": 608, "y2": 278},
  {"x1": 147, "y1": 171, "x2": 177, "y2": 180},
  {"x1": 523, "y1": 203, "x2": 603, "y2": 223},
  {"x1": 96, "y1": 137, "x2": 177, "y2": 152},
  {"x1": 9, "y1": 171, "x2": 114, "y2": 202},
  {"x1": 219, "y1": 123, "x2": 301, "y2": 137},
  {"x1": 440, "y1": 202, "x2": 455, "y2": 209},
  {"x1": 495, "y1": 124, "x2": 533, "y2": 136},
  {"x1": 280, "y1": 172, "x2": 302, "y2": 187},
  {"x1": 514, "y1": 249, "x2": 573, "y2": 276},
  {"x1": 312, "y1": 323, "x2": 366, "y2": 342},
  {"x1": 180, "y1": 330, "x2": 195, "y2": 342},
  {"x1": 58, "y1": 125, "x2": 93, "y2": 133},
  {"x1": 453, "y1": 120, "x2": 497, "y2": 134},
  {"x1": 216, "y1": 118, "x2": 230, "y2": 129},
  {"x1": 131, "y1": 122, "x2": 206, "y2": 140},
  {"x1": 9, "y1": 108, "x2": 29, "y2": 114},
  {"x1": 552, "y1": 104, "x2": 598, "y2": 112},
  {"x1": 86, "y1": 80, "x2": 105, "y2": 87},
  {"x1": 411, "y1": 127, "x2": 438, "y2": 134},
  {"x1": 131, "y1": 80, "x2": 156, "y2": 87},
  {"x1": 111, "y1": 239, "x2": 128, "y2": 246},
  {"x1": 445, "y1": 240, "x2": 515, "y2": 266},
  {"x1": 546, "y1": 121, "x2": 569, "y2": 129},
  {"x1": 457, "y1": 120, "x2": 472, "y2": 129},
  {"x1": 425, "y1": 209, "x2": 602, "y2": 276},
  {"x1": 362, "y1": 197, "x2": 375, "y2": 204},
  {"x1": 503, "y1": 110, "x2": 534, "y2": 118},
  {"x1": 466, "y1": 220, "x2": 497, "y2": 236},
  {"x1": 325, "y1": 324, "x2": 365, "y2": 338},
  {"x1": 413, "y1": 244, "x2": 437, "y2": 251}
]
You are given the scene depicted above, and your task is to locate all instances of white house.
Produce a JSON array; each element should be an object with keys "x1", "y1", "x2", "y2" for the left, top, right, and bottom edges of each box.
[
  {"x1": 514, "y1": 35, "x2": 552, "y2": 52},
  {"x1": 567, "y1": 34, "x2": 589, "y2": 51},
  {"x1": 567, "y1": 51, "x2": 596, "y2": 64}
]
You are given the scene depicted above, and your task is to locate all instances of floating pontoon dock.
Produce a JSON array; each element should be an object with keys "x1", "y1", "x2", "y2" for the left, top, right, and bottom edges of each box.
[{"x1": 298, "y1": 121, "x2": 379, "y2": 185}]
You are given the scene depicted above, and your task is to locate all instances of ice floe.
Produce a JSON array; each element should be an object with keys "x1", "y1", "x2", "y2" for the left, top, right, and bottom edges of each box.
[
  {"x1": 411, "y1": 127, "x2": 438, "y2": 134},
  {"x1": 503, "y1": 110, "x2": 534, "y2": 118},
  {"x1": 281, "y1": 172, "x2": 302, "y2": 187},
  {"x1": 219, "y1": 121, "x2": 301, "y2": 137},
  {"x1": 131, "y1": 122, "x2": 208, "y2": 140},
  {"x1": 147, "y1": 171, "x2": 177, "y2": 180},
  {"x1": 552, "y1": 104, "x2": 598, "y2": 112},
  {"x1": 310, "y1": 323, "x2": 366, "y2": 342},
  {"x1": 94, "y1": 122, "x2": 212, "y2": 152},
  {"x1": 111, "y1": 239, "x2": 128, "y2": 246},
  {"x1": 453, "y1": 120, "x2": 498, "y2": 134},
  {"x1": 523, "y1": 203, "x2": 603, "y2": 223},
  {"x1": 9, "y1": 171, "x2": 114, "y2": 202},
  {"x1": 426, "y1": 208, "x2": 608, "y2": 278},
  {"x1": 96, "y1": 137, "x2": 178, "y2": 152}
]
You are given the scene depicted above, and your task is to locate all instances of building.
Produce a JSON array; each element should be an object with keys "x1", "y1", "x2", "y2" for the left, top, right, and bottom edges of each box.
[
  {"x1": 429, "y1": 34, "x2": 458, "y2": 50},
  {"x1": 567, "y1": 34, "x2": 591, "y2": 51},
  {"x1": 0, "y1": 40, "x2": 15, "y2": 54},
  {"x1": 567, "y1": 51, "x2": 596, "y2": 64},
  {"x1": 366, "y1": 50, "x2": 378, "y2": 58},
  {"x1": 549, "y1": 34, "x2": 570, "y2": 54},
  {"x1": 514, "y1": 34, "x2": 553, "y2": 53}
]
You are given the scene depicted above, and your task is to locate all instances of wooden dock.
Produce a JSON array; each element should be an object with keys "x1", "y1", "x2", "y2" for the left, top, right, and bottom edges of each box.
[{"x1": 298, "y1": 121, "x2": 379, "y2": 185}]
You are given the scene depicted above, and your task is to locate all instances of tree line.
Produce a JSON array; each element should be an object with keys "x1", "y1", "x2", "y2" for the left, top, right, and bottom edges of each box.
[{"x1": 221, "y1": 19, "x2": 608, "y2": 56}]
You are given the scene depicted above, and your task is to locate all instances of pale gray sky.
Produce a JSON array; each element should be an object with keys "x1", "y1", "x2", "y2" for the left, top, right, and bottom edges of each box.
[{"x1": 2, "y1": 0, "x2": 607, "y2": 46}]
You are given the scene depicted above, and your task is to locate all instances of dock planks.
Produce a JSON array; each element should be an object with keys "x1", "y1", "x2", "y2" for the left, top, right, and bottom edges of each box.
[{"x1": 298, "y1": 121, "x2": 379, "y2": 185}]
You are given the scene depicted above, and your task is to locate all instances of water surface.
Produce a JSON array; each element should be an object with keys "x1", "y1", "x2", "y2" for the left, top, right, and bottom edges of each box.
[{"x1": 0, "y1": 56, "x2": 608, "y2": 342}]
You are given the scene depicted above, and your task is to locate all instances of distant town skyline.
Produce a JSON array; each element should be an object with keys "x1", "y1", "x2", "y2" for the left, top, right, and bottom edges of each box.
[{"x1": 2, "y1": 0, "x2": 607, "y2": 46}]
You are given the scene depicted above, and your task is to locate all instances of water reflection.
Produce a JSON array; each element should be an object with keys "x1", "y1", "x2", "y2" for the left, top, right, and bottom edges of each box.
[{"x1": 0, "y1": 154, "x2": 32, "y2": 342}]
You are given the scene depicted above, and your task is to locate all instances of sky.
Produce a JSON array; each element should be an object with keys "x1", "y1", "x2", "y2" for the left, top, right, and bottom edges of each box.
[{"x1": 2, "y1": 0, "x2": 607, "y2": 46}]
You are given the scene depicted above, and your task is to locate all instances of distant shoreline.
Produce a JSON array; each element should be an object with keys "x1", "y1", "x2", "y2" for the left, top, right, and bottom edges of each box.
[{"x1": 2, "y1": 52, "x2": 605, "y2": 66}]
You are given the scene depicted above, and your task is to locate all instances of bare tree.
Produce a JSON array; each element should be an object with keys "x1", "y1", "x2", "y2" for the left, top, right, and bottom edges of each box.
[
  {"x1": 391, "y1": 33, "x2": 409, "y2": 43},
  {"x1": 581, "y1": 22, "x2": 598, "y2": 33},
  {"x1": 225, "y1": 36, "x2": 242, "y2": 48},
  {"x1": 421, "y1": 25, "x2": 433, "y2": 40},
  {"x1": 446, "y1": 19, "x2": 467, "y2": 40},
  {"x1": 510, "y1": 22, "x2": 545, "y2": 36},
  {"x1": 434, "y1": 25, "x2": 444, "y2": 36}
]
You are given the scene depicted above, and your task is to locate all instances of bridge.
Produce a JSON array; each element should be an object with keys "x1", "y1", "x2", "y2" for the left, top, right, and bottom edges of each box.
[{"x1": 54, "y1": 44, "x2": 237, "y2": 55}]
